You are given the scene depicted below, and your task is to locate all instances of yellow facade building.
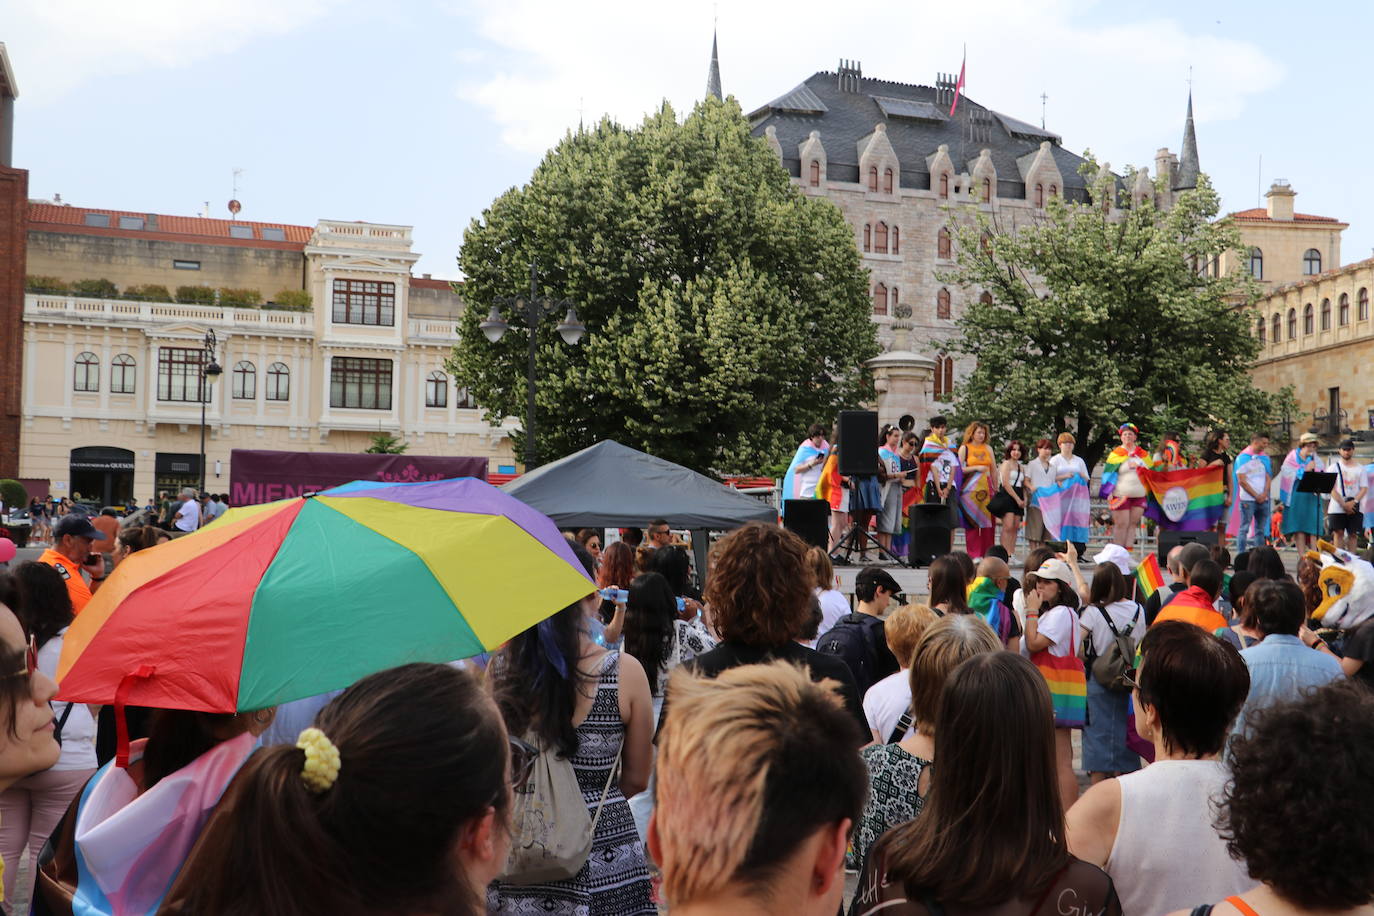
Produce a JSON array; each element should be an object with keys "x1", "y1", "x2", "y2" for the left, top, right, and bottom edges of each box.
[{"x1": 19, "y1": 203, "x2": 516, "y2": 504}]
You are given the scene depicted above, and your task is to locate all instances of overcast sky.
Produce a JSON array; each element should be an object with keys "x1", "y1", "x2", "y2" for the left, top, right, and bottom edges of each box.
[{"x1": 4, "y1": 0, "x2": 1368, "y2": 277}]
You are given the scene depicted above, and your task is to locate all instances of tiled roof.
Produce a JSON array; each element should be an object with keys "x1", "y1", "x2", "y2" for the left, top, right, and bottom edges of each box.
[
  {"x1": 27, "y1": 203, "x2": 313, "y2": 247},
  {"x1": 1229, "y1": 208, "x2": 1344, "y2": 224},
  {"x1": 409, "y1": 276, "x2": 459, "y2": 291}
]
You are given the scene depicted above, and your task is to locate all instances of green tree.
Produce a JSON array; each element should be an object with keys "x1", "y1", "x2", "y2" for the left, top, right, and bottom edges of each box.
[
  {"x1": 448, "y1": 97, "x2": 878, "y2": 474},
  {"x1": 364, "y1": 432, "x2": 408, "y2": 454},
  {"x1": 938, "y1": 162, "x2": 1282, "y2": 471}
]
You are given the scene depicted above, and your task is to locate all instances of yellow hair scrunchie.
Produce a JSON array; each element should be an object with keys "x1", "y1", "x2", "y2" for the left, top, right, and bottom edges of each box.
[{"x1": 297, "y1": 727, "x2": 341, "y2": 793}]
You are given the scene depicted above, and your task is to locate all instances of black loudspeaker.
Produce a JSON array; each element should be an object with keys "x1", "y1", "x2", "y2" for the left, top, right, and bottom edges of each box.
[
  {"x1": 783, "y1": 499, "x2": 830, "y2": 549},
  {"x1": 908, "y1": 503, "x2": 954, "y2": 567},
  {"x1": 837, "y1": 410, "x2": 878, "y2": 476},
  {"x1": 898, "y1": 414, "x2": 916, "y2": 432},
  {"x1": 1156, "y1": 528, "x2": 1218, "y2": 567}
]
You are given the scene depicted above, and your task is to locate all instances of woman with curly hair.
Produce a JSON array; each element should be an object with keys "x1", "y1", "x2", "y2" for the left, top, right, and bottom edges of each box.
[{"x1": 1169, "y1": 679, "x2": 1374, "y2": 916}]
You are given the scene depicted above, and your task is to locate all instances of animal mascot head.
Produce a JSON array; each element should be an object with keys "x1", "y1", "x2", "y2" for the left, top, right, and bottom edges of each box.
[{"x1": 1309, "y1": 540, "x2": 1374, "y2": 629}]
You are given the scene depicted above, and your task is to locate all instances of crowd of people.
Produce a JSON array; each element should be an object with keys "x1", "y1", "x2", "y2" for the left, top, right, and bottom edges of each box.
[
  {"x1": 20, "y1": 491, "x2": 230, "y2": 549},
  {"x1": 787, "y1": 418, "x2": 1374, "y2": 565},
  {"x1": 0, "y1": 459, "x2": 1368, "y2": 915}
]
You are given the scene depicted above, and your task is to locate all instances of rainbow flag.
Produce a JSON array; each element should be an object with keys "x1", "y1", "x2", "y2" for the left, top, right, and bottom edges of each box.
[
  {"x1": 1135, "y1": 552, "x2": 1164, "y2": 599},
  {"x1": 1138, "y1": 466, "x2": 1225, "y2": 532},
  {"x1": 967, "y1": 576, "x2": 1011, "y2": 642},
  {"x1": 1099, "y1": 445, "x2": 1150, "y2": 501},
  {"x1": 960, "y1": 468, "x2": 993, "y2": 529},
  {"x1": 815, "y1": 451, "x2": 842, "y2": 509},
  {"x1": 1033, "y1": 474, "x2": 1090, "y2": 543}
]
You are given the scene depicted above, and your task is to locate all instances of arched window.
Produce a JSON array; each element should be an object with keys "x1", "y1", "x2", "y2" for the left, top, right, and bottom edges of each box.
[
  {"x1": 809, "y1": 160, "x2": 820, "y2": 187},
  {"x1": 1256, "y1": 316, "x2": 1266, "y2": 343},
  {"x1": 1048, "y1": 183, "x2": 1058, "y2": 197},
  {"x1": 1287, "y1": 308, "x2": 1297, "y2": 339},
  {"x1": 426, "y1": 370, "x2": 448, "y2": 408},
  {"x1": 982, "y1": 177, "x2": 991, "y2": 202},
  {"x1": 1249, "y1": 247, "x2": 1263, "y2": 279},
  {"x1": 232, "y1": 360, "x2": 256, "y2": 399},
  {"x1": 933, "y1": 354, "x2": 955, "y2": 400},
  {"x1": 863, "y1": 224, "x2": 871, "y2": 252},
  {"x1": 111, "y1": 354, "x2": 136, "y2": 394},
  {"x1": 868, "y1": 165, "x2": 879, "y2": 192},
  {"x1": 939, "y1": 173, "x2": 949, "y2": 199},
  {"x1": 1321, "y1": 298, "x2": 1331, "y2": 331},
  {"x1": 937, "y1": 227, "x2": 952, "y2": 260},
  {"x1": 891, "y1": 226, "x2": 900, "y2": 254},
  {"x1": 1341, "y1": 293, "x2": 1352, "y2": 326},
  {"x1": 875, "y1": 221, "x2": 888, "y2": 254},
  {"x1": 1304, "y1": 248, "x2": 1322, "y2": 275},
  {"x1": 1271, "y1": 312, "x2": 1281, "y2": 342},
  {"x1": 455, "y1": 386, "x2": 476, "y2": 409},
  {"x1": 937, "y1": 288, "x2": 952, "y2": 320},
  {"x1": 872, "y1": 283, "x2": 888, "y2": 316},
  {"x1": 1034, "y1": 183, "x2": 1044, "y2": 207},
  {"x1": 266, "y1": 362, "x2": 290, "y2": 401},
  {"x1": 1303, "y1": 303, "x2": 1314, "y2": 335},
  {"x1": 73, "y1": 352, "x2": 99, "y2": 392},
  {"x1": 891, "y1": 287, "x2": 899, "y2": 311},
  {"x1": 979, "y1": 291, "x2": 993, "y2": 306},
  {"x1": 1361, "y1": 288, "x2": 1370, "y2": 321},
  {"x1": 883, "y1": 167, "x2": 894, "y2": 194}
]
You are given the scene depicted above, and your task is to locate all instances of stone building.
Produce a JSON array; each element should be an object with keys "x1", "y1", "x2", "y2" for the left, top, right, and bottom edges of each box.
[
  {"x1": 746, "y1": 62, "x2": 1200, "y2": 426},
  {"x1": 18, "y1": 202, "x2": 514, "y2": 505}
]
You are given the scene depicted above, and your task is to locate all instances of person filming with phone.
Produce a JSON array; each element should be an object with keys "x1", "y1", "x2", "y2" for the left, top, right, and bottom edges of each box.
[{"x1": 37, "y1": 514, "x2": 109, "y2": 615}]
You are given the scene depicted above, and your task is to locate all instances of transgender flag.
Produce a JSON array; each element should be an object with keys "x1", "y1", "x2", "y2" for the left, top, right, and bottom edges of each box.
[{"x1": 1034, "y1": 474, "x2": 1091, "y2": 543}]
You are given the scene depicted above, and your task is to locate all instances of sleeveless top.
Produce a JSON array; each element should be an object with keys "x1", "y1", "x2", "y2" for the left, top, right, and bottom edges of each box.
[{"x1": 1105, "y1": 760, "x2": 1252, "y2": 916}]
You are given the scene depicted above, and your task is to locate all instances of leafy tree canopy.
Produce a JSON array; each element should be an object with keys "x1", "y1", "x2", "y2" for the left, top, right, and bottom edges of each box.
[
  {"x1": 448, "y1": 97, "x2": 878, "y2": 474},
  {"x1": 938, "y1": 160, "x2": 1290, "y2": 471}
]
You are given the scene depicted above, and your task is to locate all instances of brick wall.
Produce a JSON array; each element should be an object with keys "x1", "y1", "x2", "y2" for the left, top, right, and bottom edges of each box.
[{"x1": 0, "y1": 166, "x2": 26, "y2": 477}]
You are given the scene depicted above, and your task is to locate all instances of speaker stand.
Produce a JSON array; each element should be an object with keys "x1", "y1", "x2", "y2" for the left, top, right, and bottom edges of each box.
[{"x1": 830, "y1": 521, "x2": 907, "y2": 567}]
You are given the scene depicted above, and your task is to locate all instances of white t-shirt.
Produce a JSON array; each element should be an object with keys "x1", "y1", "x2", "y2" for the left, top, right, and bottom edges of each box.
[
  {"x1": 816, "y1": 588, "x2": 850, "y2": 638},
  {"x1": 1037, "y1": 604, "x2": 1076, "y2": 657},
  {"x1": 39, "y1": 631, "x2": 98, "y2": 771},
  {"x1": 1237, "y1": 455, "x2": 1269, "y2": 503},
  {"x1": 1328, "y1": 460, "x2": 1364, "y2": 514},
  {"x1": 174, "y1": 498, "x2": 201, "y2": 532},
  {"x1": 1080, "y1": 599, "x2": 1144, "y2": 658},
  {"x1": 1024, "y1": 458, "x2": 1055, "y2": 502},
  {"x1": 1049, "y1": 453, "x2": 1089, "y2": 484},
  {"x1": 864, "y1": 669, "x2": 915, "y2": 743},
  {"x1": 795, "y1": 463, "x2": 823, "y2": 498},
  {"x1": 878, "y1": 449, "x2": 902, "y2": 499}
]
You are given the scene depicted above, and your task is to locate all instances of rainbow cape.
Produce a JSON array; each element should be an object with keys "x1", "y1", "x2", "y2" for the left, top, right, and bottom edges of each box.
[
  {"x1": 1135, "y1": 552, "x2": 1164, "y2": 599},
  {"x1": 815, "y1": 451, "x2": 842, "y2": 509},
  {"x1": 967, "y1": 576, "x2": 1011, "y2": 642},
  {"x1": 1138, "y1": 466, "x2": 1226, "y2": 532},
  {"x1": 917, "y1": 435, "x2": 954, "y2": 492},
  {"x1": 782, "y1": 438, "x2": 828, "y2": 508},
  {"x1": 1033, "y1": 473, "x2": 1091, "y2": 543},
  {"x1": 1099, "y1": 445, "x2": 1150, "y2": 501},
  {"x1": 1226, "y1": 448, "x2": 1273, "y2": 537}
]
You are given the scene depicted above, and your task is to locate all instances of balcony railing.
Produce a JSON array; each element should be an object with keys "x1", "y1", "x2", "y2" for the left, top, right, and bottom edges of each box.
[{"x1": 25, "y1": 294, "x2": 314, "y2": 330}]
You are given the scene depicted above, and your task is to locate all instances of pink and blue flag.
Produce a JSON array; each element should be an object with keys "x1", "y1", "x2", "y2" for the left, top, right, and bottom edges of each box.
[{"x1": 1034, "y1": 473, "x2": 1091, "y2": 543}]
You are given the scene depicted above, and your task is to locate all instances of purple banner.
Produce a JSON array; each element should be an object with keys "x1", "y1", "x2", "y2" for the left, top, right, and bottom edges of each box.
[{"x1": 229, "y1": 449, "x2": 488, "y2": 506}]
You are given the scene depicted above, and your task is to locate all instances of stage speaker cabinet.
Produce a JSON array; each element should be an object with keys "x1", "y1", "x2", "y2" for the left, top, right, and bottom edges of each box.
[
  {"x1": 783, "y1": 499, "x2": 830, "y2": 549},
  {"x1": 837, "y1": 410, "x2": 879, "y2": 477},
  {"x1": 1156, "y1": 528, "x2": 1218, "y2": 567},
  {"x1": 908, "y1": 503, "x2": 954, "y2": 568}
]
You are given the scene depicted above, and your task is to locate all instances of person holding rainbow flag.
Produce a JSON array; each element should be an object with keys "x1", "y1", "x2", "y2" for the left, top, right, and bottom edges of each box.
[
  {"x1": 958, "y1": 421, "x2": 999, "y2": 559},
  {"x1": 1100, "y1": 423, "x2": 1151, "y2": 551}
]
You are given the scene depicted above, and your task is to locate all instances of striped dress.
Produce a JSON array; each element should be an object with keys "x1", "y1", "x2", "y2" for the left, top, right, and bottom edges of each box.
[{"x1": 489, "y1": 652, "x2": 655, "y2": 916}]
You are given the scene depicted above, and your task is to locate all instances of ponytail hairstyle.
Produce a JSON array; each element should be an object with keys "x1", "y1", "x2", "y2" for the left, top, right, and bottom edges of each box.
[{"x1": 162, "y1": 663, "x2": 508, "y2": 916}]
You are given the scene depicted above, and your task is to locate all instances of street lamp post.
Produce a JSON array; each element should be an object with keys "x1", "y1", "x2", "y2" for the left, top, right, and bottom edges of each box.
[
  {"x1": 479, "y1": 261, "x2": 586, "y2": 470},
  {"x1": 198, "y1": 329, "x2": 223, "y2": 494}
]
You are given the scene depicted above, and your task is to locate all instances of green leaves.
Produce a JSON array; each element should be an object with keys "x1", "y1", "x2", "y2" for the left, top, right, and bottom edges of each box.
[
  {"x1": 940, "y1": 167, "x2": 1274, "y2": 470},
  {"x1": 449, "y1": 98, "x2": 878, "y2": 473}
]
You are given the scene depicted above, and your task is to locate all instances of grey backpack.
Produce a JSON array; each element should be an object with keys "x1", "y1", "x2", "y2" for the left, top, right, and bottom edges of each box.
[{"x1": 1088, "y1": 604, "x2": 1139, "y2": 693}]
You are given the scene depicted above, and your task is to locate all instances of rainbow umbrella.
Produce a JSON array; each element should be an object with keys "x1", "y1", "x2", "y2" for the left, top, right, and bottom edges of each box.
[{"x1": 57, "y1": 477, "x2": 593, "y2": 718}]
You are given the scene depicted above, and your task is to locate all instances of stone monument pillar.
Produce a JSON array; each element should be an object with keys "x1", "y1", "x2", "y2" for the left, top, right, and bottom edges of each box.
[{"x1": 866, "y1": 302, "x2": 935, "y2": 429}]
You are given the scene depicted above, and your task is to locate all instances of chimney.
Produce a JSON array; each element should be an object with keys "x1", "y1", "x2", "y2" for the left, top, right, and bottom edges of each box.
[
  {"x1": 1265, "y1": 179, "x2": 1295, "y2": 221},
  {"x1": 837, "y1": 59, "x2": 862, "y2": 93},
  {"x1": 0, "y1": 43, "x2": 18, "y2": 169}
]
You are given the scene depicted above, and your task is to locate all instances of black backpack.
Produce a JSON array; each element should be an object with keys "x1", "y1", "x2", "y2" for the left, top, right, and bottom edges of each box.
[{"x1": 816, "y1": 613, "x2": 886, "y2": 696}]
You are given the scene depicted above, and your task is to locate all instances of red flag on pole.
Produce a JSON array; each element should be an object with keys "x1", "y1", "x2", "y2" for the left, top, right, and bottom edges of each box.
[{"x1": 949, "y1": 51, "x2": 966, "y2": 116}]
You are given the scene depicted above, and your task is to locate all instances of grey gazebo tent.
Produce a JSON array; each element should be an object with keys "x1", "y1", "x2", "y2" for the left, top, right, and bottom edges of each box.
[{"x1": 500, "y1": 440, "x2": 776, "y2": 529}]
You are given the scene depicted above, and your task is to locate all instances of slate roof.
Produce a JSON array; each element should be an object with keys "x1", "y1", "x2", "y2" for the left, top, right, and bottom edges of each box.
[{"x1": 749, "y1": 71, "x2": 1096, "y2": 197}]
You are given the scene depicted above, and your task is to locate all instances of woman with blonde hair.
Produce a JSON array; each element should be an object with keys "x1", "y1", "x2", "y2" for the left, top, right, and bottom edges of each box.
[
  {"x1": 958, "y1": 421, "x2": 999, "y2": 559},
  {"x1": 861, "y1": 603, "x2": 941, "y2": 745},
  {"x1": 805, "y1": 546, "x2": 849, "y2": 638},
  {"x1": 652, "y1": 661, "x2": 867, "y2": 916},
  {"x1": 850, "y1": 615, "x2": 1001, "y2": 870}
]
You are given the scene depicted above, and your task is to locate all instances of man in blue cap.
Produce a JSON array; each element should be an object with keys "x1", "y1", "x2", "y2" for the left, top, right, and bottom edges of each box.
[{"x1": 38, "y1": 514, "x2": 108, "y2": 614}]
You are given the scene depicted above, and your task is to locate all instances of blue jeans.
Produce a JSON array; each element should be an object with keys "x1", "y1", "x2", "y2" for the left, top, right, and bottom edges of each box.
[{"x1": 1237, "y1": 499, "x2": 1270, "y2": 553}]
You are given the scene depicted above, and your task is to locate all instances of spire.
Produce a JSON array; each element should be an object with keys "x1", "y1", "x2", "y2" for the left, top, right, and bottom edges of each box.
[
  {"x1": 1174, "y1": 90, "x2": 1200, "y2": 191},
  {"x1": 706, "y1": 30, "x2": 722, "y2": 100}
]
